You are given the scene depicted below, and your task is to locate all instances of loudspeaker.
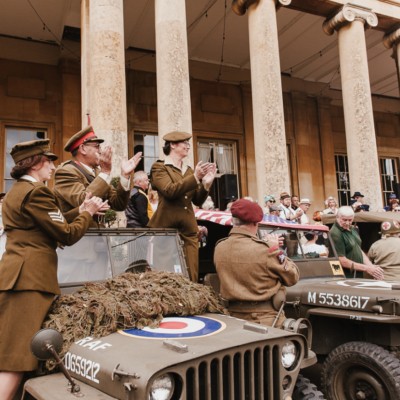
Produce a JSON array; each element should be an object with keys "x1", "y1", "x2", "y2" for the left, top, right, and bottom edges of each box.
[
  {"x1": 394, "y1": 183, "x2": 400, "y2": 199},
  {"x1": 218, "y1": 174, "x2": 238, "y2": 210}
]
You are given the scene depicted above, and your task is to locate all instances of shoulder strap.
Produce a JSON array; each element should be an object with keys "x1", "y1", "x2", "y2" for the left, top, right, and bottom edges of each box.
[{"x1": 70, "y1": 160, "x2": 96, "y2": 183}]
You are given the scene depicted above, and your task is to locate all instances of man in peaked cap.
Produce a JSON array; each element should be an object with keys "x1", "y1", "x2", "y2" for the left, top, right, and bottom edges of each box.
[
  {"x1": 214, "y1": 199, "x2": 299, "y2": 328},
  {"x1": 54, "y1": 126, "x2": 142, "y2": 227},
  {"x1": 368, "y1": 220, "x2": 400, "y2": 280}
]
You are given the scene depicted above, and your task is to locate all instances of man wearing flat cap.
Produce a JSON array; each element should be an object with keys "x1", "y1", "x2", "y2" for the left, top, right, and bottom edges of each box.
[
  {"x1": 148, "y1": 131, "x2": 217, "y2": 282},
  {"x1": 214, "y1": 199, "x2": 299, "y2": 328},
  {"x1": 54, "y1": 126, "x2": 142, "y2": 226}
]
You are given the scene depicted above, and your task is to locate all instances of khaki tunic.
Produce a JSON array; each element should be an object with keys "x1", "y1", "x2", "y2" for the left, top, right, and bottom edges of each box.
[
  {"x1": 54, "y1": 160, "x2": 129, "y2": 226},
  {"x1": 214, "y1": 227, "x2": 299, "y2": 327},
  {"x1": 0, "y1": 180, "x2": 92, "y2": 371},
  {"x1": 148, "y1": 160, "x2": 209, "y2": 282},
  {"x1": 368, "y1": 236, "x2": 400, "y2": 280}
]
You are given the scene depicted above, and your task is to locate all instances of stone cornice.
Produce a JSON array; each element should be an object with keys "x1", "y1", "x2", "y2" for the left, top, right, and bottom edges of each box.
[
  {"x1": 323, "y1": 4, "x2": 378, "y2": 36},
  {"x1": 231, "y1": 0, "x2": 291, "y2": 16},
  {"x1": 383, "y1": 27, "x2": 400, "y2": 49}
]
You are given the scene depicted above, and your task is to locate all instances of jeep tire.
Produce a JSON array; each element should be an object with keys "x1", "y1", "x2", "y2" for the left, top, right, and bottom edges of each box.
[
  {"x1": 321, "y1": 341, "x2": 400, "y2": 400},
  {"x1": 293, "y1": 374, "x2": 325, "y2": 399}
]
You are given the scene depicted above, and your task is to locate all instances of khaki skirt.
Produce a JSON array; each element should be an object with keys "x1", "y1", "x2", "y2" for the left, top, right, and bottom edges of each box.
[{"x1": 0, "y1": 291, "x2": 54, "y2": 371}]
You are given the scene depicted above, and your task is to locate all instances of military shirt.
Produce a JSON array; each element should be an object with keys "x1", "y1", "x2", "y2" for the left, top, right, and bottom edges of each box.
[
  {"x1": 368, "y1": 236, "x2": 400, "y2": 280},
  {"x1": 214, "y1": 227, "x2": 299, "y2": 302},
  {"x1": 0, "y1": 179, "x2": 92, "y2": 294},
  {"x1": 54, "y1": 160, "x2": 130, "y2": 226}
]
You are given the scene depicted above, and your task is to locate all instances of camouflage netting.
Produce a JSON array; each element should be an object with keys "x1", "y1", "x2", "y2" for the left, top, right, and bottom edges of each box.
[{"x1": 42, "y1": 271, "x2": 227, "y2": 367}]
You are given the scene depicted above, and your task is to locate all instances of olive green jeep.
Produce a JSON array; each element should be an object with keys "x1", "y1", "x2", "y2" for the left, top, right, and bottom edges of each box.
[
  {"x1": 197, "y1": 211, "x2": 400, "y2": 399},
  {"x1": 11, "y1": 228, "x2": 321, "y2": 400}
]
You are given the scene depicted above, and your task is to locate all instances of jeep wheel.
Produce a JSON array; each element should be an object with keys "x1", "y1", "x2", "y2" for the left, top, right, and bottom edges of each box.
[
  {"x1": 293, "y1": 374, "x2": 325, "y2": 399},
  {"x1": 321, "y1": 342, "x2": 400, "y2": 400}
]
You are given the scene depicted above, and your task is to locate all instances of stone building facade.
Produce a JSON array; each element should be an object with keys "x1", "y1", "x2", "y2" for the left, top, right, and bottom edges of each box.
[{"x1": 0, "y1": 0, "x2": 399, "y2": 213}]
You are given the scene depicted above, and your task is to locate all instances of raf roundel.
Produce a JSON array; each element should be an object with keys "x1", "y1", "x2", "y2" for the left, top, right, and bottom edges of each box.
[{"x1": 120, "y1": 316, "x2": 225, "y2": 339}]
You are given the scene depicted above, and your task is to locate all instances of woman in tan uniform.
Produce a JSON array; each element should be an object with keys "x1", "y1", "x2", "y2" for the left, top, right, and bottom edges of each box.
[
  {"x1": 0, "y1": 139, "x2": 105, "y2": 399},
  {"x1": 148, "y1": 131, "x2": 216, "y2": 282}
]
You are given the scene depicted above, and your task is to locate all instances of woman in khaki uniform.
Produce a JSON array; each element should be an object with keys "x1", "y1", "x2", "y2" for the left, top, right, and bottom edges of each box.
[
  {"x1": 0, "y1": 139, "x2": 105, "y2": 399},
  {"x1": 148, "y1": 131, "x2": 216, "y2": 282}
]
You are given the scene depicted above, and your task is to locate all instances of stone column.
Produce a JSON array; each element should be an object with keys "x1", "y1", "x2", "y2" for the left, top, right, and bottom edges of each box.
[
  {"x1": 155, "y1": 0, "x2": 193, "y2": 164},
  {"x1": 383, "y1": 28, "x2": 400, "y2": 94},
  {"x1": 232, "y1": 0, "x2": 291, "y2": 204},
  {"x1": 80, "y1": 0, "x2": 128, "y2": 174},
  {"x1": 323, "y1": 4, "x2": 383, "y2": 210},
  {"x1": 317, "y1": 97, "x2": 337, "y2": 198}
]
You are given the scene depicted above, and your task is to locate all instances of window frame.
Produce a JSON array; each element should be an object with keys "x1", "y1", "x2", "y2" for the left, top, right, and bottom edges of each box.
[
  {"x1": 0, "y1": 120, "x2": 55, "y2": 191},
  {"x1": 379, "y1": 156, "x2": 399, "y2": 207},
  {"x1": 334, "y1": 154, "x2": 351, "y2": 206}
]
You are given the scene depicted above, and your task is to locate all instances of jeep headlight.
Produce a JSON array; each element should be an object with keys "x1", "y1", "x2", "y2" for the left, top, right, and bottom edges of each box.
[
  {"x1": 281, "y1": 341, "x2": 298, "y2": 369},
  {"x1": 150, "y1": 374, "x2": 175, "y2": 400}
]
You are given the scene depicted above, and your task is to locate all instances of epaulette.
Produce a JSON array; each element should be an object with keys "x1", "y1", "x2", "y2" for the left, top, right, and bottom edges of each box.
[{"x1": 215, "y1": 237, "x2": 229, "y2": 246}]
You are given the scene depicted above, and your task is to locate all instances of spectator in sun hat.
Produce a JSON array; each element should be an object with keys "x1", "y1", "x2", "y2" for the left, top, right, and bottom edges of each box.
[
  {"x1": 298, "y1": 198, "x2": 312, "y2": 224},
  {"x1": 0, "y1": 138, "x2": 106, "y2": 399},
  {"x1": 54, "y1": 125, "x2": 142, "y2": 227},
  {"x1": 368, "y1": 220, "x2": 400, "y2": 280},
  {"x1": 384, "y1": 193, "x2": 399, "y2": 211},
  {"x1": 279, "y1": 191, "x2": 303, "y2": 222},
  {"x1": 214, "y1": 198, "x2": 299, "y2": 328},
  {"x1": 269, "y1": 204, "x2": 280, "y2": 217},
  {"x1": 322, "y1": 196, "x2": 339, "y2": 215},
  {"x1": 350, "y1": 191, "x2": 369, "y2": 212},
  {"x1": 263, "y1": 194, "x2": 276, "y2": 214}
]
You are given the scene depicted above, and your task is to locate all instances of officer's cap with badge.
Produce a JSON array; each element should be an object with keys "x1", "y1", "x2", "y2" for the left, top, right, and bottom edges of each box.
[
  {"x1": 162, "y1": 131, "x2": 192, "y2": 143},
  {"x1": 11, "y1": 139, "x2": 58, "y2": 163},
  {"x1": 230, "y1": 199, "x2": 264, "y2": 223},
  {"x1": 64, "y1": 126, "x2": 104, "y2": 153},
  {"x1": 380, "y1": 220, "x2": 400, "y2": 236}
]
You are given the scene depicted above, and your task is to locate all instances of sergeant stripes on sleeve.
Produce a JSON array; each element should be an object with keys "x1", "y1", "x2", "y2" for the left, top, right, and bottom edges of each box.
[{"x1": 48, "y1": 210, "x2": 65, "y2": 223}]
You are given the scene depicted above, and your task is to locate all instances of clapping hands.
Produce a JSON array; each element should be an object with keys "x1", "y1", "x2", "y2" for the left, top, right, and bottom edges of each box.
[
  {"x1": 195, "y1": 162, "x2": 217, "y2": 190},
  {"x1": 79, "y1": 192, "x2": 110, "y2": 216},
  {"x1": 121, "y1": 152, "x2": 143, "y2": 178}
]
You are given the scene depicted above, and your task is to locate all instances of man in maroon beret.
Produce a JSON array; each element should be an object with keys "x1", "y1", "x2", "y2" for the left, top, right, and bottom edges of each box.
[{"x1": 214, "y1": 199, "x2": 299, "y2": 328}]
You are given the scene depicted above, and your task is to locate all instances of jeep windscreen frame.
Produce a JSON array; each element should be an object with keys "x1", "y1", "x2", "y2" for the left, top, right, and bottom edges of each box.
[
  {"x1": 257, "y1": 222, "x2": 343, "y2": 279},
  {"x1": 57, "y1": 228, "x2": 189, "y2": 290}
]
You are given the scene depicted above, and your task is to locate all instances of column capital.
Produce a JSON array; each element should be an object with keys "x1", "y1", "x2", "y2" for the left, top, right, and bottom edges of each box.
[
  {"x1": 323, "y1": 4, "x2": 378, "y2": 36},
  {"x1": 383, "y1": 27, "x2": 400, "y2": 49},
  {"x1": 231, "y1": 0, "x2": 291, "y2": 16}
]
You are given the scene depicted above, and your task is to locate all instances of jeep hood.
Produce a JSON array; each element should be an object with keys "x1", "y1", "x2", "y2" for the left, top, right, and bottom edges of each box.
[
  {"x1": 25, "y1": 313, "x2": 306, "y2": 400},
  {"x1": 288, "y1": 278, "x2": 400, "y2": 319}
]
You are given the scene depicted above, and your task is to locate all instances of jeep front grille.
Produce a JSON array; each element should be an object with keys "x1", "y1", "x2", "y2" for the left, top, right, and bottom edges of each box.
[{"x1": 183, "y1": 345, "x2": 280, "y2": 400}]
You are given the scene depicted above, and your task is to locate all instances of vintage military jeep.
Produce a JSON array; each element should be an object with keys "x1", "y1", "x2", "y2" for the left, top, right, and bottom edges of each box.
[
  {"x1": 257, "y1": 219, "x2": 400, "y2": 400},
  {"x1": 15, "y1": 228, "x2": 320, "y2": 400},
  {"x1": 196, "y1": 210, "x2": 400, "y2": 399}
]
